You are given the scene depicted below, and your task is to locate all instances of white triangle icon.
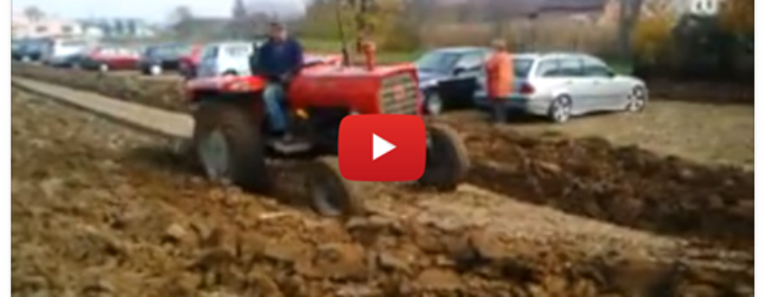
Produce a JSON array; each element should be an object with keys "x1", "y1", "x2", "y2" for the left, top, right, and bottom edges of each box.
[{"x1": 372, "y1": 133, "x2": 396, "y2": 161}]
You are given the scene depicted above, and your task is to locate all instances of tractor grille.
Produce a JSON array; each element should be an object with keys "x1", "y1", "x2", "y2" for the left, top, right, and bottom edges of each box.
[{"x1": 379, "y1": 72, "x2": 419, "y2": 115}]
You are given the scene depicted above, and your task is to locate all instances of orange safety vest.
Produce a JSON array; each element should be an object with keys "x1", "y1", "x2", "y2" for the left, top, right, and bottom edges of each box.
[{"x1": 485, "y1": 51, "x2": 513, "y2": 99}]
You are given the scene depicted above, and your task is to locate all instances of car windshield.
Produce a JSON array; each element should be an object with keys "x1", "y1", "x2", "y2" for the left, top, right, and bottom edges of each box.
[
  {"x1": 224, "y1": 44, "x2": 251, "y2": 57},
  {"x1": 60, "y1": 40, "x2": 86, "y2": 47},
  {"x1": 513, "y1": 57, "x2": 534, "y2": 78},
  {"x1": 97, "y1": 47, "x2": 131, "y2": 56},
  {"x1": 175, "y1": 44, "x2": 193, "y2": 55},
  {"x1": 415, "y1": 51, "x2": 461, "y2": 73},
  {"x1": 143, "y1": 46, "x2": 158, "y2": 56},
  {"x1": 144, "y1": 44, "x2": 186, "y2": 57},
  {"x1": 26, "y1": 40, "x2": 48, "y2": 50}
]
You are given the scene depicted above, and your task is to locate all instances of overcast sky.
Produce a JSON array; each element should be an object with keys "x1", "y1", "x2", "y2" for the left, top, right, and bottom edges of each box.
[{"x1": 12, "y1": 0, "x2": 310, "y2": 22}]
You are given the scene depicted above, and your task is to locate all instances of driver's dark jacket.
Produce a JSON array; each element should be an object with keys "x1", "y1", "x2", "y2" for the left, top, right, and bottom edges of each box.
[{"x1": 250, "y1": 37, "x2": 304, "y2": 82}]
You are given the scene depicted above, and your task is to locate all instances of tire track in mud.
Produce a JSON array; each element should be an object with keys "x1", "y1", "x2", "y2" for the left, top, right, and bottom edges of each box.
[
  {"x1": 13, "y1": 63, "x2": 755, "y2": 247},
  {"x1": 12, "y1": 73, "x2": 754, "y2": 295}
]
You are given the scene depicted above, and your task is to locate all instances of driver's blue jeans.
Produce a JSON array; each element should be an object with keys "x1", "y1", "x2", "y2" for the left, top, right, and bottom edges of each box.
[{"x1": 263, "y1": 82, "x2": 288, "y2": 133}]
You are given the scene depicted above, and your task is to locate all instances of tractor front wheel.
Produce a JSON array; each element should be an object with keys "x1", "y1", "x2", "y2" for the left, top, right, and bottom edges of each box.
[
  {"x1": 193, "y1": 101, "x2": 272, "y2": 192},
  {"x1": 418, "y1": 124, "x2": 469, "y2": 191},
  {"x1": 305, "y1": 157, "x2": 365, "y2": 217}
]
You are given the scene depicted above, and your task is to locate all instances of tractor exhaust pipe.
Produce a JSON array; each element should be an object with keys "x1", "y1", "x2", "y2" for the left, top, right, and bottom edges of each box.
[{"x1": 362, "y1": 41, "x2": 376, "y2": 71}]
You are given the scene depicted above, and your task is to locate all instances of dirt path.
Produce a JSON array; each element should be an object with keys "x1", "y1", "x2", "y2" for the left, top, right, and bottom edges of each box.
[{"x1": 12, "y1": 83, "x2": 753, "y2": 295}]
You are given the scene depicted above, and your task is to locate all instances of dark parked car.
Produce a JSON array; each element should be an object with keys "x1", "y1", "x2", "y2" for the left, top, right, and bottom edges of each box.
[
  {"x1": 138, "y1": 43, "x2": 199, "y2": 76},
  {"x1": 11, "y1": 39, "x2": 24, "y2": 58},
  {"x1": 414, "y1": 46, "x2": 491, "y2": 115},
  {"x1": 12, "y1": 38, "x2": 52, "y2": 62}
]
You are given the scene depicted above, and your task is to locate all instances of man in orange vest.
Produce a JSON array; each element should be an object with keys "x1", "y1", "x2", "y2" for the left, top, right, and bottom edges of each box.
[{"x1": 484, "y1": 39, "x2": 513, "y2": 124}]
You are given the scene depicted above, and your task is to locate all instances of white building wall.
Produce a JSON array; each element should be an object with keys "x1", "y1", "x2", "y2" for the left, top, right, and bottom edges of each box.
[{"x1": 11, "y1": 14, "x2": 85, "y2": 38}]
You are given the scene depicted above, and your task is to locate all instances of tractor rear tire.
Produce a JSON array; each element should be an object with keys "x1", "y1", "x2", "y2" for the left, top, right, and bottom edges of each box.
[
  {"x1": 418, "y1": 124, "x2": 469, "y2": 191},
  {"x1": 193, "y1": 101, "x2": 272, "y2": 192},
  {"x1": 305, "y1": 156, "x2": 365, "y2": 217}
]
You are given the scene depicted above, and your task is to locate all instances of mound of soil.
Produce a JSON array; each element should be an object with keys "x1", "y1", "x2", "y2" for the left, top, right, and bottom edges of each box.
[
  {"x1": 437, "y1": 119, "x2": 754, "y2": 247},
  {"x1": 646, "y1": 80, "x2": 754, "y2": 105},
  {"x1": 13, "y1": 87, "x2": 754, "y2": 297},
  {"x1": 13, "y1": 63, "x2": 754, "y2": 247}
]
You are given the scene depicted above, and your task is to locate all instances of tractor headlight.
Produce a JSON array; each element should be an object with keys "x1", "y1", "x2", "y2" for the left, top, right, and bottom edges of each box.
[{"x1": 349, "y1": 110, "x2": 360, "y2": 115}]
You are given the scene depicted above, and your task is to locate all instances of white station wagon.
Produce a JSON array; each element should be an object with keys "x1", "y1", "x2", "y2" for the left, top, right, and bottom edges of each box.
[
  {"x1": 474, "y1": 52, "x2": 648, "y2": 123},
  {"x1": 196, "y1": 41, "x2": 262, "y2": 78}
]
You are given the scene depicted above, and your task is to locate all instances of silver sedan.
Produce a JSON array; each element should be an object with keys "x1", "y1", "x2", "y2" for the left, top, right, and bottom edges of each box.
[{"x1": 474, "y1": 52, "x2": 648, "y2": 123}]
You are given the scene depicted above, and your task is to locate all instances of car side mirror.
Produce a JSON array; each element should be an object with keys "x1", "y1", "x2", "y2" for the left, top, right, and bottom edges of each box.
[{"x1": 453, "y1": 67, "x2": 467, "y2": 76}]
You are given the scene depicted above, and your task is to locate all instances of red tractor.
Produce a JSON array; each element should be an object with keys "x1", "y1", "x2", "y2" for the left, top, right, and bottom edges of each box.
[{"x1": 182, "y1": 49, "x2": 469, "y2": 217}]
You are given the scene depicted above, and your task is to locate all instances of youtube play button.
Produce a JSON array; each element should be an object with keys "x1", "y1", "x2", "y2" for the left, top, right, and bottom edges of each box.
[
  {"x1": 372, "y1": 133, "x2": 395, "y2": 160},
  {"x1": 339, "y1": 115, "x2": 426, "y2": 181}
]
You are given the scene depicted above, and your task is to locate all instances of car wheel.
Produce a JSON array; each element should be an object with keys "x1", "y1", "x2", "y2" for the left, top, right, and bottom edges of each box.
[
  {"x1": 222, "y1": 69, "x2": 238, "y2": 76},
  {"x1": 626, "y1": 86, "x2": 647, "y2": 113},
  {"x1": 150, "y1": 64, "x2": 162, "y2": 76},
  {"x1": 548, "y1": 96, "x2": 572, "y2": 123},
  {"x1": 423, "y1": 91, "x2": 443, "y2": 116}
]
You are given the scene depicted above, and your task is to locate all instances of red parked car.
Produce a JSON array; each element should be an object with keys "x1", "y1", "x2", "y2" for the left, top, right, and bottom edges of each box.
[
  {"x1": 80, "y1": 45, "x2": 142, "y2": 72},
  {"x1": 178, "y1": 44, "x2": 204, "y2": 79}
]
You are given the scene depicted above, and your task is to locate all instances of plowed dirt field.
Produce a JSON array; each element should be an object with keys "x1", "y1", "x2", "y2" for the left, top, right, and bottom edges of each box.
[
  {"x1": 12, "y1": 63, "x2": 755, "y2": 246},
  {"x1": 11, "y1": 65, "x2": 755, "y2": 296}
]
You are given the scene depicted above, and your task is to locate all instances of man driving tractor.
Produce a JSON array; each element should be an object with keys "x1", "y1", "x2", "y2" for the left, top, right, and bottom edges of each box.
[
  {"x1": 185, "y1": 15, "x2": 470, "y2": 217},
  {"x1": 251, "y1": 22, "x2": 305, "y2": 142}
]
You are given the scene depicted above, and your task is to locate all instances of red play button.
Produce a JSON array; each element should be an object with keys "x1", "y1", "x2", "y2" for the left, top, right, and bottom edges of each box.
[{"x1": 338, "y1": 115, "x2": 426, "y2": 181}]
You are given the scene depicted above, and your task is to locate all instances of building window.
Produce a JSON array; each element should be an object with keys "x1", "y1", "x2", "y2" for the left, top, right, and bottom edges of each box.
[
  {"x1": 62, "y1": 25, "x2": 73, "y2": 33},
  {"x1": 35, "y1": 25, "x2": 47, "y2": 33}
]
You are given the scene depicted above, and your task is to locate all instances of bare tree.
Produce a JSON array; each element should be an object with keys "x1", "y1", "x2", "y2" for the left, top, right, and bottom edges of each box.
[
  {"x1": 232, "y1": 0, "x2": 248, "y2": 19},
  {"x1": 404, "y1": 0, "x2": 436, "y2": 21},
  {"x1": 23, "y1": 6, "x2": 45, "y2": 21},
  {"x1": 170, "y1": 5, "x2": 195, "y2": 38},
  {"x1": 171, "y1": 5, "x2": 193, "y2": 22},
  {"x1": 480, "y1": 0, "x2": 536, "y2": 38},
  {"x1": 229, "y1": 0, "x2": 251, "y2": 38},
  {"x1": 618, "y1": 0, "x2": 645, "y2": 60}
]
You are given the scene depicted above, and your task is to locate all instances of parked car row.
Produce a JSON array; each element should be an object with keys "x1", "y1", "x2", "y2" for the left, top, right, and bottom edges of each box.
[
  {"x1": 10, "y1": 37, "x2": 240, "y2": 78},
  {"x1": 14, "y1": 37, "x2": 342, "y2": 81},
  {"x1": 13, "y1": 37, "x2": 147, "y2": 72},
  {"x1": 12, "y1": 37, "x2": 646, "y2": 123},
  {"x1": 413, "y1": 47, "x2": 648, "y2": 123}
]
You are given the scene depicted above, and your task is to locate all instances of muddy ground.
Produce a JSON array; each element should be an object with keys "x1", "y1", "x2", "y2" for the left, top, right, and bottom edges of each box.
[
  {"x1": 455, "y1": 105, "x2": 754, "y2": 169},
  {"x1": 10, "y1": 81, "x2": 755, "y2": 296},
  {"x1": 12, "y1": 63, "x2": 755, "y2": 247}
]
